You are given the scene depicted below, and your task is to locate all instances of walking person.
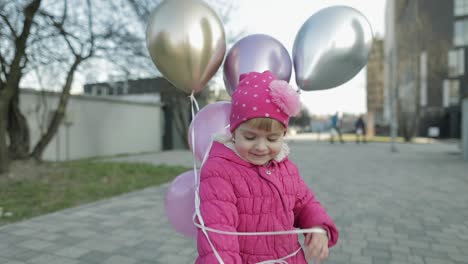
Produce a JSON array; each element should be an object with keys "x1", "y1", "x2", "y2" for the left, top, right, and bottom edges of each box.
[
  {"x1": 329, "y1": 112, "x2": 344, "y2": 144},
  {"x1": 355, "y1": 115, "x2": 367, "y2": 143}
]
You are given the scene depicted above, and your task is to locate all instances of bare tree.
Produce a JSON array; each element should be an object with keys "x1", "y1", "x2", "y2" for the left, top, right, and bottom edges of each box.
[
  {"x1": 0, "y1": 0, "x2": 244, "y2": 174},
  {"x1": 0, "y1": 0, "x2": 42, "y2": 174},
  {"x1": 0, "y1": 0, "x2": 154, "y2": 174},
  {"x1": 28, "y1": 0, "x2": 98, "y2": 159}
]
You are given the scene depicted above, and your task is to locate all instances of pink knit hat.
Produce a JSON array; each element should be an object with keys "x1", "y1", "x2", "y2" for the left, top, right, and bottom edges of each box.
[{"x1": 229, "y1": 71, "x2": 301, "y2": 132}]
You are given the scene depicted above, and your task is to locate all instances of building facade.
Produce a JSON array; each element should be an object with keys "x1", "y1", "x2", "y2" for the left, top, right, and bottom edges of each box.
[
  {"x1": 84, "y1": 77, "x2": 212, "y2": 150},
  {"x1": 449, "y1": 0, "x2": 468, "y2": 158},
  {"x1": 384, "y1": 0, "x2": 457, "y2": 139},
  {"x1": 366, "y1": 38, "x2": 385, "y2": 136}
]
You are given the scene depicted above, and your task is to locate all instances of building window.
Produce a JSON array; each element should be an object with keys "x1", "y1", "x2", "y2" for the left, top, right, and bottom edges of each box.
[
  {"x1": 123, "y1": 82, "x2": 129, "y2": 94},
  {"x1": 443, "y1": 80, "x2": 460, "y2": 107},
  {"x1": 448, "y1": 48, "x2": 465, "y2": 77},
  {"x1": 455, "y1": 0, "x2": 468, "y2": 16},
  {"x1": 454, "y1": 19, "x2": 468, "y2": 46},
  {"x1": 101, "y1": 87, "x2": 108, "y2": 95}
]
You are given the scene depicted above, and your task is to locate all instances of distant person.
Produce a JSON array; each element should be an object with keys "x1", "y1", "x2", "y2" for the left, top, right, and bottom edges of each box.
[
  {"x1": 195, "y1": 71, "x2": 338, "y2": 263},
  {"x1": 330, "y1": 112, "x2": 344, "y2": 144},
  {"x1": 355, "y1": 115, "x2": 367, "y2": 143}
]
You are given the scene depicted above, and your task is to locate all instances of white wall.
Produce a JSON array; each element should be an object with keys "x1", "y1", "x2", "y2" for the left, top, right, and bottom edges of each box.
[{"x1": 20, "y1": 90, "x2": 163, "y2": 161}]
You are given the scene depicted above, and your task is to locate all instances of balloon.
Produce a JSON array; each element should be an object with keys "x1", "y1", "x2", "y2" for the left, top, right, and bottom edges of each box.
[
  {"x1": 146, "y1": 0, "x2": 226, "y2": 94},
  {"x1": 165, "y1": 170, "x2": 197, "y2": 239},
  {"x1": 223, "y1": 34, "x2": 292, "y2": 95},
  {"x1": 293, "y1": 6, "x2": 373, "y2": 91},
  {"x1": 188, "y1": 101, "x2": 231, "y2": 163}
]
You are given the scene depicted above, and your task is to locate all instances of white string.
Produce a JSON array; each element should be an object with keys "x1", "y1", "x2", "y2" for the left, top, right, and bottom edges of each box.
[
  {"x1": 256, "y1": 248, "x2": 302, "y2": 264},
  {"x1": 199, "y1": 124, "x2": 230, "y2": 167},
  {"x1": 193, "y1": 224, "x2": 326, "y2": 236},
  {"x1": 189, "y1": 94, "x2": 326, "y2": 264},
  {"x1": 189, "y1": 93, "x2": 225, "y2": 264}
]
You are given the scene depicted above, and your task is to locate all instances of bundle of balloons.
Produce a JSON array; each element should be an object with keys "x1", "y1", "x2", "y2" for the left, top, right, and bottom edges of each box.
[{"x1": 146, "y1": 0, "x2": 373, "y2": 239}]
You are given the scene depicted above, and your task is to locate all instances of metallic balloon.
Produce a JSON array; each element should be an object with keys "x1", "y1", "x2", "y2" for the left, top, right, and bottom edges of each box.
[
  {"x1": 146, "y1": 0, "x2": 226, "y2": 94},
  {"x1": 223, "y1": 34, "x2": 292, "y2": 95},
  {"x1": 293, "y1": 6, "x2": 373, "y2": 91}
]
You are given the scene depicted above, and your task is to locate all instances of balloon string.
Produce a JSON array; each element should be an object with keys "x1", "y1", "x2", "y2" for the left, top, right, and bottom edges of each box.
[
  {"x1": 189, "y1": 93, "x2": 225, "y2": 264},
  {"x1": 189, "y1": 92, "x2": 200, "y2": 112},
  {"x1": 193, "y1": 224, "x2": 326, "y2": 236},
  {"x1": 199, "y1": 124, "x2": 229, "y2": 167},
  {"x1": 256, "y1": 248, "x2": 302, "y2": 264}
]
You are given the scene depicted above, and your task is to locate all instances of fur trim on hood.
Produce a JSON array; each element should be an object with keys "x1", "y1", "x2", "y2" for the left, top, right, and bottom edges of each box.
[{"x1": 212, "y1": 133, "x2": 290, "y2": 163}]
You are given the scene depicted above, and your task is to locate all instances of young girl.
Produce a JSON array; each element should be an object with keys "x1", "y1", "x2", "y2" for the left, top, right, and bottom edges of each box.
[{"x1": 196, "y1": 71, "x2": 338, "y2": 264}]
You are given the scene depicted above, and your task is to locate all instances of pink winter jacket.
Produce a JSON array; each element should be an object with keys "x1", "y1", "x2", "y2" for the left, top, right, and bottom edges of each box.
[{"x1": 195, "y1": 139, "x2": 338, "y2": 264}]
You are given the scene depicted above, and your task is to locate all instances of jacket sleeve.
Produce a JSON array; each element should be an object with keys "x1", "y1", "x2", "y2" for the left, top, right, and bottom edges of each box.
[
  {"x1": 196, "y1": 163, "x2": 242, "y2": 264},
  {"x1": 290, "y1": 163, "x2": 339, "y2": 248}
]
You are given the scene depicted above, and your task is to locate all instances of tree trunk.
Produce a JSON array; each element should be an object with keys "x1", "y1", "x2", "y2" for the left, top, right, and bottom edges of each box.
[
  {"x1": 31, "y1": 58, "x2": 81, "y2": 160},
  {"x1": 8, "y1": 93, "x2": 31, "y2": 159},
  {"x1": 0, "y1": 0, "x2": 42, "y2": 174},
  {"x1": 173, "y1": 96, "x2": 190, "y2": 149},
  {"x1": 0, "y1": 99, "x2": 10, "y2": 175}
]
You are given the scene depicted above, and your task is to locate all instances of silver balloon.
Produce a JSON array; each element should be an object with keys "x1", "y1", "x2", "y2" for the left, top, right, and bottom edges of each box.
[{"x1": 293, "y1": 6, "x2": 373, "y2": 91}]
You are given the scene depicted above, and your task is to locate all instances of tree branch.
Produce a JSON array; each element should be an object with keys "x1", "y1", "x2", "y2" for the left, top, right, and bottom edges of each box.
[
  {"x1": 39, "y1": 9, "x2": 78, "y2": 56},
  {"x1": 0, "y1": 52, "x2": 7, "y2": 82},
  {"x1": 28, "y1": 30, "x2": 62, "y2": 45},
  {"x1": 0, "y1": 13, "x2": 18, "y2": 39},
  {"x1": 3, "y1": 0, "x2": 42, "y2": 98},
  {"x1": 85, "y1": 0, "x2": 95, "y2": 58},
  {"x1": 31, "y1": 55, "x2": 82, "y2": 160},
  {"x1": 126, "y1": 0, "x2": 152, "y2": 23},
  {"x1": 60, "y1": 0, "x2": 67, "y2": 25}
]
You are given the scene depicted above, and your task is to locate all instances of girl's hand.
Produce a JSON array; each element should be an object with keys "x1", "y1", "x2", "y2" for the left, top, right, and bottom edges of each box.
[{"x1": 303, "y1": 232, "x2": 329, "y2": 263}]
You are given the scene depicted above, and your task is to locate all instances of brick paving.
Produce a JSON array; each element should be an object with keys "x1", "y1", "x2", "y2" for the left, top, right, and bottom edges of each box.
[{"x1": 1, "y1": 139, "x2": 467, "y2": 264}]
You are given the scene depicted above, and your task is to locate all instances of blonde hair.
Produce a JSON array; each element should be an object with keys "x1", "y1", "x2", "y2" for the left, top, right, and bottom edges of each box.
[{"x1": 244, "y1": 118, "x2": 285, "y2": 132}]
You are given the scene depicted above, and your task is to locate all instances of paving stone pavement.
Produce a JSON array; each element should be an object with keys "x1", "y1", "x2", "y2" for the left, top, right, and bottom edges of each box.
[{"x1": 1, "y1": 139, "x2": 468, "y2": 264}]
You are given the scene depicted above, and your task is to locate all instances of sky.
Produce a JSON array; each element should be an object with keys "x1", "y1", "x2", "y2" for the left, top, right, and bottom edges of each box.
[
  {"x1": 21, "y1": 0, "x2": 387, "y2": 116},
  {"x1": 231, "y1": 0, "x2": 387, "y2": 115}
]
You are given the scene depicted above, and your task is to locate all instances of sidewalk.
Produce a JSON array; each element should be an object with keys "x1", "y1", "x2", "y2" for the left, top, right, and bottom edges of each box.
[{"x1": 1, "y1": 139, "x2": 468, "y2": 264}]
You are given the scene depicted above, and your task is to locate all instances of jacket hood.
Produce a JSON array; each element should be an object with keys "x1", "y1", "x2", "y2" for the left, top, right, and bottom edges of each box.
[{"x1": 208, "y1": 133, "x2": 290, "y2": 168}]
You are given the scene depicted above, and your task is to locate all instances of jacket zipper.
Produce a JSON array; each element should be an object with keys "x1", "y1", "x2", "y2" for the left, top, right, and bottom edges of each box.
[
  {"x1": 258, "y1": 163, "x2": 289, "y2": 213},
  {"x1": 264, "y1": 161, "x2": 272, "y2": 175}
]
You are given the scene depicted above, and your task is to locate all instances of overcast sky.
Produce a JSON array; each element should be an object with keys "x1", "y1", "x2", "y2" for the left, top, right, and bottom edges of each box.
[
  {"x1": 232, "y1": 0, "x2": 387, "y2": 115},
  {"x1": 22, "y1": 0, "x2": 387, "y2": 116}
]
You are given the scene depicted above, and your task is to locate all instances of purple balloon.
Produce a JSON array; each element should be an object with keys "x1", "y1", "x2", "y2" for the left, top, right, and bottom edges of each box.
[
  {"x1": 223, "y1": 34, "x2": 292, "y2": 95},
  {"x1": 165, "y1": 170, "x2": 197, "y2": 239},
  {"x1": 188, "y1": 101, "x2": 231, "y2": 163}
]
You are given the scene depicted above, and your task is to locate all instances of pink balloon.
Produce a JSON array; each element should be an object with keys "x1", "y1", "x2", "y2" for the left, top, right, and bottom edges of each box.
[
  {"x1": 188, "y1": 101, "x2": 231, "y2": 163},
  {"x1": 164, "y1": 170, "x2": 197, "y2": 239}
]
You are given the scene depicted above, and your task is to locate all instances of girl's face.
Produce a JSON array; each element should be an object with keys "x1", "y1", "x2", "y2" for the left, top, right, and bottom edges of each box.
[{"x1": 233, "y1": 123, "x2": 285, "y2": 165}]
